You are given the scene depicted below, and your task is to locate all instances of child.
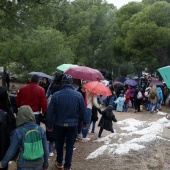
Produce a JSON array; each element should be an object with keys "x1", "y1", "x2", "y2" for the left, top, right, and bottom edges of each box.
[
  {"x1": 0, "y1": 106, "x2": 49, "y2": 170},
  {"x1": 114, "y1": 94, "x2": 126, "y2": 112},
  {"x1": 124, "y1": 89, "x2": 130, "y2": 112},
  {"x1": 98, "y1": 105, "x2": 117, "y2": 138}
]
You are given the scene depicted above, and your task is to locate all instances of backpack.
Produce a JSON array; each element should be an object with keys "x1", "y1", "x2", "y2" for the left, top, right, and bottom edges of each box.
[
  {"x1": 137, "y1": 91, "x2": 143, "y2": 99},
  {"x1": 22, "y1": 126, "x2": 44, "y2": 160}
]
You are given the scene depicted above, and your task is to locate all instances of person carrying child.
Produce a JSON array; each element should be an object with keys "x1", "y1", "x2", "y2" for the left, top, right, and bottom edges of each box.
[{"x1": 98, "y1": 105, "x2": 117, "y2": 138}]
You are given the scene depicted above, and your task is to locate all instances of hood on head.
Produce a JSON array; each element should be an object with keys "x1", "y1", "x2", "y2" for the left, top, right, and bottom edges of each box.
[
  {"x1": 106, "y1": 105, "x2": 113, "y2": 111},
  {"x1": 16, "y1": 105, "x2": 36, "y2": 127}
]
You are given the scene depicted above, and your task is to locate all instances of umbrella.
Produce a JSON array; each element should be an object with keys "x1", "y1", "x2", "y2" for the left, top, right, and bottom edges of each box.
[
  {"x1": 83, "y1": 81, "x2": 112, "y2": 96},
  {"x1": 158, "y1": 66, "x2": 170, "y2": 88},
  {"x1": 56, "y1": 64, "x2": 78, "y2": 72},
  {"x1": 64, "y1": 66, "x2": 104, "y2": 81},
  {"x1": 113, "y1": 81, "x2": 124, "y2": 86},
  {"x1": 28, "y1": 72, "x2": 52, "y2": 80},
  {"x1": 124, "y1": 79, "x2": 138, "y2": 86},
  {"x1": 150, "y1": 80, "x2": 164, "y2": 86}
]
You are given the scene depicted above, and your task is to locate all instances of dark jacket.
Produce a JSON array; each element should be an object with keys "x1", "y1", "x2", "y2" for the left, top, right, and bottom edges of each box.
[
  {"x1": 0, "y1": 109, "x2": 15, "y2": 165},
  {"x1": 46, "y1": 85, "x2": 87, "y2": 128},
  {"x1": 98, "y1": 108, "x2": 117, "y2": 131}
]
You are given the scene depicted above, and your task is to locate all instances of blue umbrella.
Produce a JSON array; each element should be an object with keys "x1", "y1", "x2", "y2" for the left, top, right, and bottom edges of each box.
[
  {"x1": 28, "y1": 72, "x2": 52, "y2": 80},
  {"x1": 124, "y1": 79, "x2": 138, "y2": 86}
]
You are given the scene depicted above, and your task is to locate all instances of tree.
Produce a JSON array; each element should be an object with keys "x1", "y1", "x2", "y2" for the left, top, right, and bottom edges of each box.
[{"x1": 124, "y1": 1, "x2": 170, "y2": 68}]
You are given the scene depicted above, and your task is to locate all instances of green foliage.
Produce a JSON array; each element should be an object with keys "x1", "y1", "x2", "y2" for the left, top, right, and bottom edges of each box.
[{"x1": 0, "y1": 0, "x2": 170, "y2": 80}]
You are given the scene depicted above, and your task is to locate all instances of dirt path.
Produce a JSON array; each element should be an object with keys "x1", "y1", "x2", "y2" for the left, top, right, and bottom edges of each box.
[{"x1": 8, "y1": 106, "x2": 170, "y2": 170}]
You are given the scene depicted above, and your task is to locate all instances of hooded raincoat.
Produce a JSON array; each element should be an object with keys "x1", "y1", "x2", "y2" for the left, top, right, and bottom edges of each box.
[{"x1": 1, "y1": 106, "x2": 49, "y2": 170}]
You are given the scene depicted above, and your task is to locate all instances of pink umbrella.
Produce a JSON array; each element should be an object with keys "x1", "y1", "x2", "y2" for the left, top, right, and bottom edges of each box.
[{"x1": 64, "y1": 66, "x2": 104, "y2": 81}]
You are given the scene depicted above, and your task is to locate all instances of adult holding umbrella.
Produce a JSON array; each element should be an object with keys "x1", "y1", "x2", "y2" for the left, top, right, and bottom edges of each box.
[{"x1": 81, "y1": 81, "x2": 104, "y2": 142}]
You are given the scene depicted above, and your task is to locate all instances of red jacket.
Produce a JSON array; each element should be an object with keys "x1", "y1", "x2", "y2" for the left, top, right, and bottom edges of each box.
[
  {"x1": 125, "y1": 89, "x2": 130, "y2": 104},
  {"x1": 16, "y1": 82, "x2": 47, "y2": 114}
]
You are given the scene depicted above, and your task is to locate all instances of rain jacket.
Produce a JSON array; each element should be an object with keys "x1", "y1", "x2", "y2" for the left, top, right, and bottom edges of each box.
[
  {"x1": 16, "y1": 82, "x2": 47, "y2": 114},
  {"x1": 1, "y1": 106, "x2": 49, "y2": 170},
  {"x1": 114, "y1": 95, "x2": 125, "y2": 112},
  {"x1": 157, "y1": 87, "x2": 163, "y2": 101}
]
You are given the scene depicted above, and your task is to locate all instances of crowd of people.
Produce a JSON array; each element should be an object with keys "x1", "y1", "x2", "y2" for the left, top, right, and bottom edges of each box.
[
  {"x1": 0, "y1": 72, "x2": 169, "y2": 170},
  {"x1": 103, "y1": 77, "x2": 169, "y2": 114}
]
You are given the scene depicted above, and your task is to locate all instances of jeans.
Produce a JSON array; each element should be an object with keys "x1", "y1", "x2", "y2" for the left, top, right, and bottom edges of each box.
[
  {"x1": 55, "y1": 126, "x2": 77, "y2": 169},
  {"x1": 49, "y1": 141, "x2": 54, "y2": 153},
  {"x1": 91, "y1": 121, "x2": 96, "y2": 133},
  {"x1": 98, "y1": 127, "x2": 114, "y2": 138},
  {"x1": 150, "y1": 103, "x2": 157, "y2": 113},
  {"x1": 124, "y1": 103, "x2": 128, "y2": 112},
  {"x1": 145, "y1": 97, "x2": 150, "y2": 109},
  {"x1": 82, "y1": 108, "x2": 92, "y2": 138}
]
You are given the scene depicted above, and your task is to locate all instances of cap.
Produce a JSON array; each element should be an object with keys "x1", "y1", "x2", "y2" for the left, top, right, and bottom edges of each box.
[{"x1": 62, "y1": 74, "x2": 73, "y2": 84}]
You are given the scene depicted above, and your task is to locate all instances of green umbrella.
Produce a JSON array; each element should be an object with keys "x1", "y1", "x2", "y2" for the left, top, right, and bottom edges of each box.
[
  {"x1": 157, "y1": 66, "x2": 170, "y2": 89},
  {"x1": 56, "y1": 64, "x2": 78, "y2": 72}
]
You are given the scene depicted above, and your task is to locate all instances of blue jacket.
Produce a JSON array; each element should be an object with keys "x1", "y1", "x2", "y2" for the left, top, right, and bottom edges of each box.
[
  {"x1": 157, "y1": 87, "x2": 163, "y2": 101},
  {"x1": 46, "y1": 85, "x2": 87, "y2": 128},
  {"x1": 1, "y1": 122, "x2": 49, "y2": 169}
]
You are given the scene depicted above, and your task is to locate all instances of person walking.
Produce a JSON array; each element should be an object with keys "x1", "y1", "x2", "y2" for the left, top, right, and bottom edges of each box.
[
  {"x1": 81, "y1": 87, "x2": 101, "y2": 142},
  {"x1": 124, "y1": 87, "x2": 130, "y2": 112},
  {"x1": 0, "y1": 86, "x2": 16, "y2": 170},
  {"x1": 114, "y1": 93, "x2": 125, "y2": 112},
  {"x1": 39, "y1": 77, "x2": 50, "y2": 94},
  {"x1": 16, "y1": 74, "x2": 47, "y2": 125},
  {"x1": 98, "y1": 105, "x2": 117, "y2": 138},
  {"x1": 46, "y1": 74, "x2": 87, "y2": 170},
  {"x1": 148, "y1": 85, "x2": 159, "y2": 113},
  {"x1": 134, "y1": 87, "x2": 143, "y2": 113},
  {"x1": 156, "y1": 86, "x2": 163, "y2": 111},
  {"x1": 0, "y1": 105, "x2": 49, "y2": 170}
]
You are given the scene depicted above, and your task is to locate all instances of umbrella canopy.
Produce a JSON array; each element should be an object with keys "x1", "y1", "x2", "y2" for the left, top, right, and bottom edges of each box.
[
  {"x1": 158, "y1": 66, "x2": 170, "y2": 88},
  {"x1": 56, "y1": 64, "x2": 78, "y2": 72},
  {"x1": 150, "y1": 79, "x2": 164, "y2": 86},
  {"x1": 83, "y1": 81, "x2": 112, "y2": 96},
  {"x1": 64, "y1": 66, "x2": 104, "y2": 81},
  {"x1": 124, "y1": 79, "x2": 138, "y2": 86},
  {"x1": 113, "y1": 81, "x2": 124, "y2": 86},
  {"x1": 28, "y1": 72, "x2": 52, "y2": 80}
]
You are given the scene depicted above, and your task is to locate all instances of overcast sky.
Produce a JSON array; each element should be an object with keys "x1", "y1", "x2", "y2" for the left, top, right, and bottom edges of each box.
[{"x1": 107, "y1": 0, "x2": 142, "y2": 9}]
